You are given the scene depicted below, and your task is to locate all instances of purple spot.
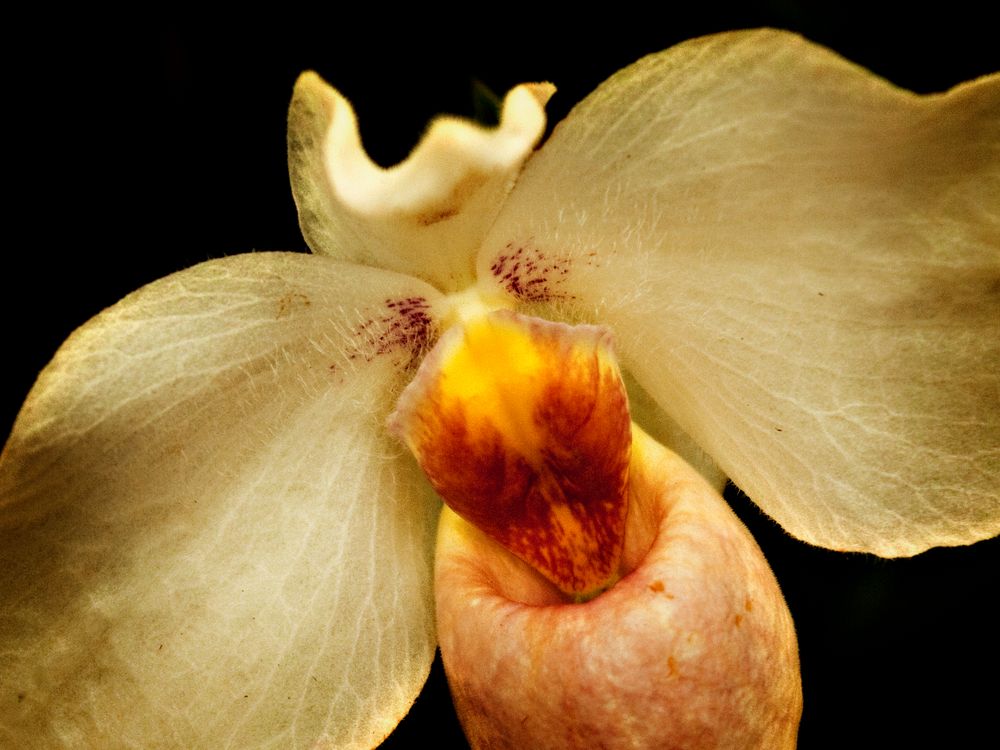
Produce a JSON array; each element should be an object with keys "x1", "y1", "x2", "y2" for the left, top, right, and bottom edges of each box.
[
  {"x1": 490, "y1": 242, "x2": 578, "y2": 303},
  {"x1": 332, "y1": 297, "x2": 435, "y2": 375}
]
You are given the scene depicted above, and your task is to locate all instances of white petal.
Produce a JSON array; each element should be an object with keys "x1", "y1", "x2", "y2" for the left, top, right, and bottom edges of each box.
[
  {"x1": 289, "y1": 73, "x2": 553, "y2": 292},
  {"x1": 481, "y1": 30, "x2": 1000, "y2": 555},
  {"x1": 1, "y1": 253, "x2": 442, "y2": 748}
]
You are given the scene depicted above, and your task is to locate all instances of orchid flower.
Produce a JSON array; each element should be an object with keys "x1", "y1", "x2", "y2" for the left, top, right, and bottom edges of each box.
[{"x1": 2, "y1": 28, "x2": 998, "y2": 749}]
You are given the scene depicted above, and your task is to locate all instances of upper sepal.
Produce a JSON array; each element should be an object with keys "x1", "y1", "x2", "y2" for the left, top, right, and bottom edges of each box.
[{"x1": 289, "y1": 73, "x2": 554, "y2": 291}]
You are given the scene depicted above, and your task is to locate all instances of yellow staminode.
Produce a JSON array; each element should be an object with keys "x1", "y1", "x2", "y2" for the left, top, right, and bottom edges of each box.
[
  {"x1": 440, "y1": 315, "x2": 549, "y2": 464},
  {"x1": 391, "y1": 310, "x2": 631, "y2": 596}
]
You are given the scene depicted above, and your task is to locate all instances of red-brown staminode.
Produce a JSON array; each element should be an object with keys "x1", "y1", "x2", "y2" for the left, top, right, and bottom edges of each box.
[{"x1": 390, "y1": 310, "x2": 631, "y2": 598}]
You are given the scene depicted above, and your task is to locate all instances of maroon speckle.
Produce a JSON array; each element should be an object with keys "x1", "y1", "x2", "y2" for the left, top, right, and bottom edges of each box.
[
  {"x1": 489, "y1": 242, "x2": 578, "y2": 303},
  {"x1": 332, "y1": 296, "x2": 434, "y2": 374}
]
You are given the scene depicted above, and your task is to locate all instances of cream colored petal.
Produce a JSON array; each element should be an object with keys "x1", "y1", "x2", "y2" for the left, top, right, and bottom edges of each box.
[
  {"x1": 0, "y1": 253, "x2": 442, "y2": 748},
  {"x1": 622, "y1": 371, "x2": 727, "y2": 493},
  {"x1": 289, "y1": 72, "x2": 554, "y2": 292},
  {"x1": 480, "y1": 29, "x2": 1000, "y2": 555}
]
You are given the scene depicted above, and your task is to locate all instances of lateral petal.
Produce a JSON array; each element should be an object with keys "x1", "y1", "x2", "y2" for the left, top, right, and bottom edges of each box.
[
  {"x1": 481, "y1": 29, "x2": 1000, "y2": 555},
  {"x1": 289, "y1": 73, "x2": 553, "y2": 291},
  {"x1": 0, "y1": 253, "x2": 441, "y2": 748}
]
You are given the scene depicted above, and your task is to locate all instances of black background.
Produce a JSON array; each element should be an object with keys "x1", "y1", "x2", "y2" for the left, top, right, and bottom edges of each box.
[{"x1": 6, "y1": 5, "x2": 998, "y2": 749}]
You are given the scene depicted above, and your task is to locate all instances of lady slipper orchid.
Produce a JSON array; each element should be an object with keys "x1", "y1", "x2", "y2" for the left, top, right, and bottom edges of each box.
[{"x1": 2, "y1": 28, "x2": 998, "y2": 749}]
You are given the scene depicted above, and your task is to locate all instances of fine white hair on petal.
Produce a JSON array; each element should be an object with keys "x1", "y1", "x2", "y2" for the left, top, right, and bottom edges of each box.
[
  {"x1": 0, "y1": 253, "x2": 442, "y2": 749},
  {"x1": 483, "y1": 29, "x2": 1000, "y2": 555}
]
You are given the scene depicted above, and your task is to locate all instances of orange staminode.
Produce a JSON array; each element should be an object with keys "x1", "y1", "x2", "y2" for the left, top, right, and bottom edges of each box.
[{"x1": 390, "y1": 310, "x2": 631, "y2": 597}]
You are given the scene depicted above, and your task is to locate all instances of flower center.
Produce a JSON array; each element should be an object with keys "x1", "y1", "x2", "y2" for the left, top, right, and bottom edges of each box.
[{"x1": 436, "y1": 285, "x2": 514, "y2": 328}]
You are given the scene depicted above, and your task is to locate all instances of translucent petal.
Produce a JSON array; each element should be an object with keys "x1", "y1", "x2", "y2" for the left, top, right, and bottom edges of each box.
[
  {"x1": 481, "y1": 29, "x2": 1000, "y2": 555},
  {"x1": 289, "y1": 73, "x2": 553, "y2": 292},
  {"x1": 0, "y1": 253, "x2": 442, "y2": 748}
]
